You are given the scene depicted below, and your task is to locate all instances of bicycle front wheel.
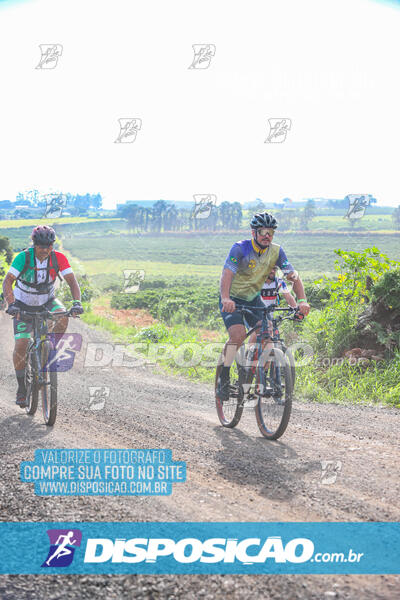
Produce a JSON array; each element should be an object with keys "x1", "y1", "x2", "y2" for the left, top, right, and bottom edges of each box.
[
  {"x1": 255, "y1": 346, "x2": 293, "y2": 440},
  {"x1": 25, "y1": 347, "x2": 39, "y2": 416},
  {"x1": 278, "y1": 342, "x2": 296, "y2": 388},
  {"x1": 215, "y1": 354, "x2": 244, "y2": 428},
  {"x1": 40, "y1": 340, "x2": 58, "y2": 426}
]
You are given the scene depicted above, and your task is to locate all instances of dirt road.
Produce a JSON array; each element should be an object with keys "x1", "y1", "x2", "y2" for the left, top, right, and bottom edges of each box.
[{"x1": 0, "y1": 312, "x2": 399, "y2": 599}]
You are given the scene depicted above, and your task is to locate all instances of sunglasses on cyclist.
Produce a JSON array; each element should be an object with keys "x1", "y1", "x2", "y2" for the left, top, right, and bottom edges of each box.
[{"x1": 257, "y1": 228, "x2": 275, "y2": 237}]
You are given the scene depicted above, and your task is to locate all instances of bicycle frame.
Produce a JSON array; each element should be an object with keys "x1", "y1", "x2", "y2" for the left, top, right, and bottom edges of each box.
[
  {"x1": 20, "y1": 309, "x2": 73, "y2": 378},
  {"x1": 237, "y1": 304, "x2": 295, "y2": 357},
  {"x1": 234, "y1": 304, "x2": 298, "y2": 397}
]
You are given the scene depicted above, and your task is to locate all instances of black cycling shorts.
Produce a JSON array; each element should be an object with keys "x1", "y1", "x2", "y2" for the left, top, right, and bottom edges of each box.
[{"x1": 219, "y1": 294, "x2": 267, "y2": 331}]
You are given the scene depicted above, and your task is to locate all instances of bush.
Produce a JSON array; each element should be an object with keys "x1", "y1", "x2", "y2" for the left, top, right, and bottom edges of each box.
[
  {"x1": 0, "y1": 236, "x2": 13, "y2": 264},
  {"x1": 111, "y1": 289, "x2": 161, "y2": 312},
  {"x1": 0, "y1": 251, "x2": 8, "y2": 280},
  {"x1": 303, "y1": 281, "x2": 331, "y2": 309},
  {"x1": 306, "y1": 247, "x2": 400, "y2": 358},
  {"x1": 296, "y1": 350, "x2": 400, "y2": 406},
  {"x1": 133, "y1": 323, "x2": 169, "y2": 343},
  {"x1": 371, "y1": 268, "x2": 400, "y2": 311},
  {"x1": 59, "y1": 274, "x2": 96, "y2": 303},
  {"x1": 111, "y1": 285, "x2": 219, "y2": 329},
  {"x1": 141, "y1": 278, "x2": 168, "y2": 290}
]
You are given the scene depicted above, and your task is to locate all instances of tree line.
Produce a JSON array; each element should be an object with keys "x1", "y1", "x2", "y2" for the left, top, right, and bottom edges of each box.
[
  {"x1": 117, "y1": 199, "x2": 321, "y2": 233},
  {"x1": 117, "y1": 200, "x2": 244, "y2": 232}
]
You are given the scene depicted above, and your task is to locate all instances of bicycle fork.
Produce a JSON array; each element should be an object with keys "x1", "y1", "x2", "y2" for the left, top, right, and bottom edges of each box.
[{"x1": 30, "y1": 340, "x2": 48, "y2": 387}]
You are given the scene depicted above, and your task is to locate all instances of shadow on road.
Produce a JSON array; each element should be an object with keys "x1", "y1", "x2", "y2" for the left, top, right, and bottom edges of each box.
[
  {"x1": 0, "y1": 414, "x2": 53, "y2": 450},
  {"x1": 214, "y1": 424, "x2": 321, "y2": 502}
]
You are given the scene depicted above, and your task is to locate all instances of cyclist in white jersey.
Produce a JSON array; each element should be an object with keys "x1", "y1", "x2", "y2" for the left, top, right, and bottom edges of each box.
[
  {"x1": 246, "y1": 266, "x2": 297, "y2": 350},
  {"x1": 2, "y1": 225, "x2": 83, "y2": 407},
  {"x1": 260, "y1": 266, "x2": 297, "y2": 310}
]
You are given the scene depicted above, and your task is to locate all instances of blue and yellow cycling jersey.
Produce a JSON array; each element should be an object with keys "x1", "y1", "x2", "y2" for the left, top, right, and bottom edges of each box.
[{"x1": 223, "y1": 239, "x2": 294, "y2": 301}]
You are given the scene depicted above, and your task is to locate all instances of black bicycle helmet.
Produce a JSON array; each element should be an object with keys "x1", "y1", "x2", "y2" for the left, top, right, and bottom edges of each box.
[
  {"x1": 250, "y1": 212, "x2": 278, "y2": 230},
  {"x1": 31, "y1": 225, "x2": 56, "y2": 246}
]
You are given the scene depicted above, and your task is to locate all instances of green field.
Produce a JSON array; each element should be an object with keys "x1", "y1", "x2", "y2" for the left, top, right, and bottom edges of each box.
[
  {"x1": 61, "y1": 231, "x2": 400, "y2": 277},
  {"x1": 1, "y1": 218, "x2": 399, "y2": 284},
  {"x1": 83, "y1": 259, "x2": 222, "y2": 285},
  {"x1": 308, "y1": 214, "x2": 395, "y2": 231},
  {"x1": 0, "y1": 219, "x2": 126, "y2": 252},
  {"x1": 0, "y1": 217, "x2": 119, "y2": 229}
]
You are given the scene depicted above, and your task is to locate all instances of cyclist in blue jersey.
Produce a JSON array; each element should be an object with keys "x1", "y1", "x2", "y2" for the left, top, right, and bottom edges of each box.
[{"x1": 217, "y1": 212, "x2": 310, "y2": 399}]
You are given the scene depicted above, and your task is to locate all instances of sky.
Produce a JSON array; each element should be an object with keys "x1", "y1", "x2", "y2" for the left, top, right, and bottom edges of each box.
[{"x1": 0, "y1": 0, "x2": 399, "y2": 209}]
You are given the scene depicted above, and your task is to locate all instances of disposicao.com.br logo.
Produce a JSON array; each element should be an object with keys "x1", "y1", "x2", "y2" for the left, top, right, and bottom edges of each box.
[{"x1": 84, "y1": 536, "x2": 315, "y2": 564}]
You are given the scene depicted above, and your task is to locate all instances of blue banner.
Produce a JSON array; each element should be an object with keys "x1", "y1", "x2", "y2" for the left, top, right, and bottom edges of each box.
[{"x1": 0, "y1": 522, "x2": 398, "y2": 574}]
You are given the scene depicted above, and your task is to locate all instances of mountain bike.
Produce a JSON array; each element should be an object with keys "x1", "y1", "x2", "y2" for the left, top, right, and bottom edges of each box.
[
  {"x1": 215, "y1": 304, "x2": 301, "y2": 440},
  {"x1": 16, "y1": 308, "x2": 76, "y2": 426}
]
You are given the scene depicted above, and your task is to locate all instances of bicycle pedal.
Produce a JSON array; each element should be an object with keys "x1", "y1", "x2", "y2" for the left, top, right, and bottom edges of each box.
[
  {"x1": 229, "y1": 384, "x2": 240, "y2": 397},
  {"x1": 274, "y1": 398, "x2": 285, "y2": 405}
]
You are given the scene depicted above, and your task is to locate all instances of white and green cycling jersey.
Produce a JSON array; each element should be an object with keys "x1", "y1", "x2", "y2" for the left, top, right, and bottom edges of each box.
[{"x1": 8, "y1": 248, "x2": 72, "y2": 306}]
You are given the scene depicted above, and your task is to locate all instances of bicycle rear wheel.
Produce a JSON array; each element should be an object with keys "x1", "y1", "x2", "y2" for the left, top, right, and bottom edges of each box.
[
  {"x1": 255, "y1": 346, "x2": 293, "y2": 440},
  {"x1": 25, "y1": 347, "x2": 39, "y2": 416},
  {"x1": 40, "y1": 340, "x2": 58, "y2": 426}
]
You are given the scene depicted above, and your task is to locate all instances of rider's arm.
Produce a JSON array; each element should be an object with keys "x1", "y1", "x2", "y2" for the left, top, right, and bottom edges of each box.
[
  {"x1": 220, "y1": 268, "x2": 234, "y2": 301},
  {"x1": 220, "y1": 243, "x2": 243, "y2": 312},
  {"x1": 286, "y1": 272, "x2": 310, "y2": 315},
  {"x1": 286, "y1": 271, "x2": 306, "y2": 300},
  {"x1": 2, "y1": 272, "x2": 16, "y2": 305},
  {"x1": 63, "y1": 272, "x2": 81, "y2": 301},
  {"x1": 220, "y1": 268, "x2": 236, "y2": 312},
  {"x1": 282, "y1": 290, "x2": 297, "y2": 308},
  {"x1": 278, "y1": 279, "x2": 297, "y2": 308},
  {"x1": 275, "y1": 247, "x2": 310, "y2": 314}
]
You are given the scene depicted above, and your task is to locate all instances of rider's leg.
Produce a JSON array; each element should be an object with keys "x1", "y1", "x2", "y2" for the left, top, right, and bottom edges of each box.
[
  {"x1": 219, "y1": 323, "x2": 248, "y2": 389},
  {"x1": 247, "y1": 320, "x2": 274, "y2": 368},
  {"x1": 223, "y1": 323, "x2": 248, "y2": 366},
  {"x1": 14, "y1": 338, "x2": 29, "y2": 391},
  {"x1": 51, "y1": 312, "x2": 68, "y2": 335},
  {"x1": 48, "y1": 304, "x2": 68, "y2": 348}
]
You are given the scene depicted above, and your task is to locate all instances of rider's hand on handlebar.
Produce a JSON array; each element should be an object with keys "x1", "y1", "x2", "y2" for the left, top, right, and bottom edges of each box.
[
  {"x1": 70, "y1": 300, "x2": 84, "y2": 317},
  {"x1": 221, "y1": 298, "x2": 236, "y2": 313},
  {"x1": 6, "y1": 302, "x2": 20, "y2": 318},
  {"x1": 297, "y1": 302, "x2": 310, "y2": 317},
  {"x1": 293, "y1": 303, "x2": 309, "y2": 321}
]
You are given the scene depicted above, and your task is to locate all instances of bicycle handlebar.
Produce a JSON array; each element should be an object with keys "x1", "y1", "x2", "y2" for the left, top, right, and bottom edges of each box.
[
  {"x1": 233, "y1": 303, "x2": 304, "y2": 325},
  {"x1": 11, "y1": 308, "x2": 79, "y2": 319},
  {"x1": 235, "y1": 304, "x2": 298, "y2": 316}
]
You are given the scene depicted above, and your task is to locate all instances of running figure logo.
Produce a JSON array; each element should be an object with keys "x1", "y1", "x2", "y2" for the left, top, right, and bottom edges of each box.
[
  {"x1": 188, "y1": 44, "x2": 216, "y2": 69},
  {"x1": 46, "y1": 333, "x2": 83, "y2": 372},
  {"x1": 88, "y1": 386, "x2": 110, "y2": 411},
  {"x1": 42, "y1": 529, "x2": 82, "y2": 567},
  {"x1": 42, "y1": 194, "x2": 67, "y2": 219},
  {"x1": 344, "y1": 194, "x2": 371, "y2": 220},
  {"x1": 192, "y1": 194, "x2": 217, "y2": 220},
  {"x1": 265, "y1": 118, "x2": 292, "y2": 143},
  {"x1": 115, "y1": 118, "x2": 142, "y2": 143},
  {"x1": 320, "y1": 460, "x2": 342, "y2": 485},
  {"x1": 36, "y1": 44, "x2": 63, "y2": 69},
  {"x1": 123, "y1": 269, "x2": 145, "y2": 293}
]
